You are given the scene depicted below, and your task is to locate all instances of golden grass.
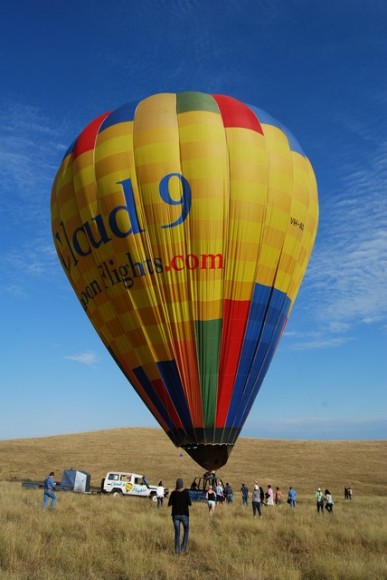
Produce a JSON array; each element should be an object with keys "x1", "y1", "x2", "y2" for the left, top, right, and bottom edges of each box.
[
  {"x1": 0, "y1": 428, "x2": 386, "y2": 579},
  {"x1": 1, "y1": 428, "x2": 386, "y2": 496}
]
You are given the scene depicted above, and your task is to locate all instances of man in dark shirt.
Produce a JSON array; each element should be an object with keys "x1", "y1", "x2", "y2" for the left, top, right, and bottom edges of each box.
[
  {"x1": 240, "y1": 483, "x2": 249, "y2": 507},
  {"x1": 168, "y1": 478, "x2": 192, "y2": 554}
]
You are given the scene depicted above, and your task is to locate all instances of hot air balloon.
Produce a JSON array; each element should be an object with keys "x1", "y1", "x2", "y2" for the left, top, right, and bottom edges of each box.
[{"x1": 51, "y1": 92, "x2": 318, "y2": 470}]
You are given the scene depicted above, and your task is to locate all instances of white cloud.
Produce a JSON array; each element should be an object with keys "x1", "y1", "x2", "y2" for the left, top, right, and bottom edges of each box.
[
  {"x1": 258, "y1": 416, "x2": 387, "y2": 427},
  {"x1": 0, "y1": 103, "x2": 65, "y2": 200},
  {"x1": 64, "y1": 351, "x2": 98, "y2": 366},
  {"x1": 3, "y1": 284, "x2": 27, "y2": 298},
  {"x1": 0, "y1": 101, "x2": 72, "y2": 297},
  {"x1": 302, "y1": 138, "x2": 387, "y2": 335},
  {"x1": 288, "y1": 334, "x2": 354, "y2": 351},
  {"x1": 0, "y1": 239, "x2": 62, "y2": 298},
  {"x1": 243, "y1": 415, "x2": 387, "y2": 440}
]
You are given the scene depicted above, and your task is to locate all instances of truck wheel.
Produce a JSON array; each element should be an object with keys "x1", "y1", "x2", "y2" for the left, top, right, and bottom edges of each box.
[
  {"x1": 150, "y1": 493, "x2": 157, "y2": 502},
  {"x1": 112, "y1": 489, "x2": 123, "y2": 497}
]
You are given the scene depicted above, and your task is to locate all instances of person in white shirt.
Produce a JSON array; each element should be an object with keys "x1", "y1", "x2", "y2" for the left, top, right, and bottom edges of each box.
[
  {"x1": 324, "y1": 489, "x2": 334, "y2": 513},
  {"x1": 216, "y1": 483, "x2": 224, "y2": 504},
  {"x1": 156, "y1": 480, "x2": 164, "y2": 508}
]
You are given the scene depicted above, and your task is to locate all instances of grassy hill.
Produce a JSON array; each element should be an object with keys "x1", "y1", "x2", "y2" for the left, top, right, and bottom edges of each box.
[
  {"x1": 1, "y1": 427, "x2": 386, "y2": 495},
  {"x1": 0, "y1": 429, "x2": 386, "y2": 579}
]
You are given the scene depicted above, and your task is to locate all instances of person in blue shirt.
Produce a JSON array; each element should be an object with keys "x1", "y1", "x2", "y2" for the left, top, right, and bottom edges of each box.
[
  {"x1": 224, "y1": 482, "x2": 233, "y2": 503},
  {"x1": 43, "y1": 471, "x2": 57, "y2": 509},
  {"x1": 240, "y1": 483, "x2": 249, "y2": 507},
  {"x1": 287, "y1": 486, "x2": 297, "y2": 508}
]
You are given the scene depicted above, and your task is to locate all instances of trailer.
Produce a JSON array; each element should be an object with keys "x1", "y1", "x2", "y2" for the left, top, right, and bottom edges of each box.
[{"x1": 22, "y1": 469, "x2": 91, "y2": 493}]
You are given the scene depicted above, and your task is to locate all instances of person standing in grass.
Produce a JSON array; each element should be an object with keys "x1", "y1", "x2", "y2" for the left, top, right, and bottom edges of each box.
[
  {"x1": 324, "y1": 489, "x2": 334, "y2": 513},
  {"x1": 42, "y1": 471, "x2": 57, "y2": 509},
  {"x1": 287, "y1": 486, "x2": 297, "y2": 508},
  {"x1": 216, "y1": 482, "x2": 224, "y2": 504},
  {"x1": 275, "y1": 486, "x2": 283, "y2": 507},
  {"x1": 156, "y1": 481, "x2": 164, "y2": 508},
  {"x1": 206, "y1": 484, "x2": 217, "y2": 515},
  {"x1": 315, "y1": 488, "x2": 324, "y2": 514},
  {"x1": 252, "y1": 484, "x2": 262, "y2": 518},
  {"x1": 168, "y1": 478, "x2": 192, "y2": 555},
  {"x1": 224, "y1": 482, "x2": 234, "y2": 503},
  {"x1": 240, "y1": 483, "x2": 249, "y2": 507},
  {"x1": 265, "y1": 484, "x2": 274, "y2": 506}
]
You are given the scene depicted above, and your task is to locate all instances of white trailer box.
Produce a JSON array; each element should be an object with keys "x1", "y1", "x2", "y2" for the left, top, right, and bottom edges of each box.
[{"x1": 60, "y1": 469, "x2": 91, "y2": 493}]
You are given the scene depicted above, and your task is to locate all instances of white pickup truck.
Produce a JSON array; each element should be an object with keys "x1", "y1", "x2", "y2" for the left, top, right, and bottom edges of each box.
[{"x1": 101, "y1": 471, "x2": 168, "y2": 500}]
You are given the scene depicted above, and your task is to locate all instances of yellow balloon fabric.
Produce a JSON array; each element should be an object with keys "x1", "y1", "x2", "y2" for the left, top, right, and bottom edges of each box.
[{"x1": 51, "y1": 92, "x2": 318, "y2": 470}]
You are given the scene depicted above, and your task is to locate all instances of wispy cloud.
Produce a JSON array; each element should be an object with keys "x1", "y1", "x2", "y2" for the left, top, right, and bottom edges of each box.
[
  {"x1": 64, "y1": 351, "x2": 98, "y2": 366},
  {"x1": 284, "y1": 331, "x2": 354, "y2": 351},
  {"x1": 0, "y1": 101, "x2": 71, "y2": 296},
  {"x1": 255, "y1": 415, "x2": 387, "y2": 428},
  {"x1": 299, "y1": 134, "x2": 387, "y2": 346},
  {"x1": 0, "y1": 238, "x2": 62, "y2": 297},
  {"x1": 243, "y1": 415, "x2": 387, "y2": 440},
  {"x1": 3, "y1": 284, "x2": 27, "y2": 298},
  {"x1": 0, "y1": 102, "x2": 67, "y2": 203}
]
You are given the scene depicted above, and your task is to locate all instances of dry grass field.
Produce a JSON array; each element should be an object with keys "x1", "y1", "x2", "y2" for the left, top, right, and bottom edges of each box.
[{"x1": 0, "y1": 428, "x2": 386, "y2": 579}]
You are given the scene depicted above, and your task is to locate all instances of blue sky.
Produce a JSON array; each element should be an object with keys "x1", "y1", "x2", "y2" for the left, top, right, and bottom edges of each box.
[{"x1": 1, "y1": 0, "x2": 386, "y2": 443}]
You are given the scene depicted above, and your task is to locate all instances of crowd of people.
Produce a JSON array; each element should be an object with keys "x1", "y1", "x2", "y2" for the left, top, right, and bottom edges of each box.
[
  {"x1": 167, "y1": 477, "x2": 344, "y2": 553},
  {"x1": 204, "y1": 482, "x2": 299, "y2": 516},
  {"x1": 41, "y1": 470, "x2": 345, "y2": 555},
  {"x1": 202, "y1": 481, "x2": 343, "y2": 519},
  {"x1": 166, "y1": 478, "x2": 301, "y2": 554}
]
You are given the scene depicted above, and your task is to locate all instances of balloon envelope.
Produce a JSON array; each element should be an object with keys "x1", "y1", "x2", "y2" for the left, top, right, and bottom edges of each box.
[{"x1": 51, "y1": 92, "x2": 318, "y2": 470}]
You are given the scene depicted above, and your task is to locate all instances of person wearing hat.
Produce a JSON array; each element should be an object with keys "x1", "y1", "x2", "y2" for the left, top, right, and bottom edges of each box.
[
  {"x1": 168, "y1": 478, "x2": 192, "y2": 554},
  {"x1": 315, "y1": 487, "x2": 324, "y2": 514}
]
